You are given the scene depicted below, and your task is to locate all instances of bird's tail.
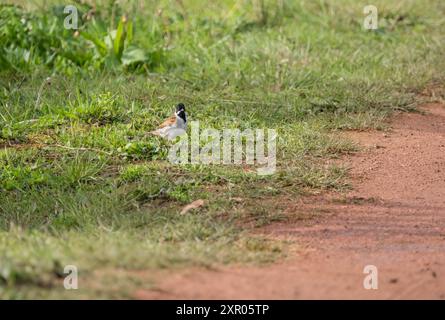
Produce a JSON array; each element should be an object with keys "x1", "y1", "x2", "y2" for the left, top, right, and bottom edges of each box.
[{"x1": 147, "y1": 129, "x2": 162, "y2": 136}]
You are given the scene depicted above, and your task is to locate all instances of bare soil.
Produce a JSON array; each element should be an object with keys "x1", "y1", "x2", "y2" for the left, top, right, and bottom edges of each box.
[{"x1": 135, "y1": 103, "x2": 445, "y2": 300}]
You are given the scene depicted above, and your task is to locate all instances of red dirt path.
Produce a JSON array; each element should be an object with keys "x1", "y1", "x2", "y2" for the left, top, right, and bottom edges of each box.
[{"x1": 135, "y1": 103, "x2": 445, "y2": 299}]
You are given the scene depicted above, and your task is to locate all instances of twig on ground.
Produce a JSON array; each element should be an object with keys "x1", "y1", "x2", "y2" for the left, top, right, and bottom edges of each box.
[
  {"x1": 16, "y1": 119, "x2": 39, "y2": 125},
  {"x1": 35, "y1": 77, "x2": 52, "y2": 110},
  {"x1": 45, "y1": 144, "x2": 113, "y2": 155}
]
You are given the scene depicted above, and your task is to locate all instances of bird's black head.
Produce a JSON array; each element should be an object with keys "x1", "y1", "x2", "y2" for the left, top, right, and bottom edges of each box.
[
  {"x1": 175, "y1": 103, "x2": 186, "y2": 122},
  {"x1": 176, "y1": 103, "x2": 185, "y2": 112}
]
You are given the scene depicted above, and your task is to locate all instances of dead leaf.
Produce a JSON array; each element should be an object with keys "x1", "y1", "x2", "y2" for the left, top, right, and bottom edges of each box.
[{"x1": 180, "y1": 199, "x2": 205, "y2": 215}]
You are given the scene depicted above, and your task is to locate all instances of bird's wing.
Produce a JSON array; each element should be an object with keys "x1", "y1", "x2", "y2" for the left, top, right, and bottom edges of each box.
[{"x1": 157, "y1": 115, "x2": 176, "y2": 129}]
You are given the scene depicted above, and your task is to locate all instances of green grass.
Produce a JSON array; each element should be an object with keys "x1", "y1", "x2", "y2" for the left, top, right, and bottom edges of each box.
[{"x1": 0, "y1": 0, "x2": 444, "y2": 298}]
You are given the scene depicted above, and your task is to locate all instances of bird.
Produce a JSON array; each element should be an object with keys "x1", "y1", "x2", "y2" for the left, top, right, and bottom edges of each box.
[{"x1": 150, "y1": 103, "x2": 187, "y2": 140}]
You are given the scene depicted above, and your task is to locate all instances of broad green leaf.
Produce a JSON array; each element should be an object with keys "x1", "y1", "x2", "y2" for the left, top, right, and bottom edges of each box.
[
  {"x1": 114, "y1": 17, "x2": 126, "y2": 61},
  {"x1": 126, "y1": 20, "x2": 133, "y2": 46},
  {"x1": 80, "y1": 31, "x2": 107, "y2": 56},
  {"x1": 121, "y1": 47, "x2": 148, "y2": 66}
]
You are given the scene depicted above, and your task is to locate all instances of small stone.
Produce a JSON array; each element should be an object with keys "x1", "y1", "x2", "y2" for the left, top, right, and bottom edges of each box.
[{"x1": 389, "y1": 278, "x2": 398, "y2": 284}]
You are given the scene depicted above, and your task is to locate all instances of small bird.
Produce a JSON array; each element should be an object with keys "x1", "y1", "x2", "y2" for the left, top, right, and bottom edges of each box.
[{"x1": 150, "y1": 103, "x2": 187, "y2": 140}]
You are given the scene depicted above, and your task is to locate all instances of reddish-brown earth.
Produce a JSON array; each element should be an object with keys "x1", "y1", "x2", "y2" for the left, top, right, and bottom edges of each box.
[{"x1": 135, "y1": 103, "x2": 445, "y2": 299}]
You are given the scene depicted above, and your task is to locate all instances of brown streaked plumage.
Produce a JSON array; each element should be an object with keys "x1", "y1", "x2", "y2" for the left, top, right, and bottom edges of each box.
[
  {"x1": 158, "y1": 115, "x2": 177, "y2": 129},
  {"x1": 150, "y1": 115, "x2": 176, "y2": 136}
]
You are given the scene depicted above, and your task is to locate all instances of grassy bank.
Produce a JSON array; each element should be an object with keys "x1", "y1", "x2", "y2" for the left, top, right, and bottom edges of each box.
[{"x1": 0, "y1": 0, "x2": 444, "y2": 298}]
